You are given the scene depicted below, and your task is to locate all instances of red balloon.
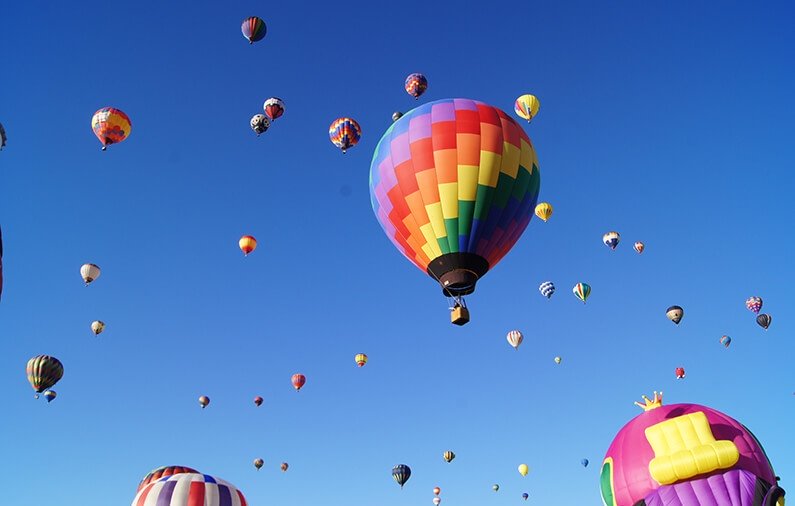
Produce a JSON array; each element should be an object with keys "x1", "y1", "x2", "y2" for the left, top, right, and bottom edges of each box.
[
  {"x1": 675, "y1": 367, "x2": 685, "y2": 379},
  {"x1": 291, "y1": 373, "x2": 306, "y2": 391}
]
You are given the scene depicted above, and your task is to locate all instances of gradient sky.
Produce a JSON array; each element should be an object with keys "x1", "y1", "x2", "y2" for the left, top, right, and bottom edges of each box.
[{"x1": 1, "y1": 1, "x2": 793, "y2": 505}]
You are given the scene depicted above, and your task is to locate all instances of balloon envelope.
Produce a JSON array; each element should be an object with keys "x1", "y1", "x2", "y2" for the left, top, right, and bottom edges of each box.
[
  {"x1": 91, "y1": 320, "x2": 105, "y2": 335},
  {"x1": 603, "y1": 231, "x2": 620, "y2": 250},
  {"x1": 666, "y1": 305, "x2": 684, "y2": 324},
  {"x1": 514, "y1": 94, "x2": 540, "y2": 122},
  {"x1": 392, "y1": 464, "x2": 411, "y2": 487},
  {"x1": 198, "y1": 395, "x2": 210, "y2": 408},
  {"x1": 539, "y1": 281, "x2": 555, "y2": 298},
  {"x1": 756, "y1": 313, "x2": 772, "y2": 330},
  {"x1": 443, "y1": 451, "x2": 455, "y2": 462},
  {"x1": 634, "y1": 241, "x2": 645, "y2": 254},
  {"x1": 239, "y1": 235, "x2": 257, "y2": 255},
  {"x1": 26, "y1": 355, "x2": 64, "y2": 393},
  {"x1": 250, "y1": 114, "x2": 269, "y2": 135},
  {"x1": 573, "y1": 283, "x2": 591, "y2": 303},
  {"x1": 241, "y1": 16, "x2": 266, "y2": 43},
  {"x1": 81, "y1": 263, "x2": 101, "y2": 284},
  {"x1": 534, "y1": 202, "x2": 552, "y2": 221},
  {"x1": 745, "y1": 296, "x2": 762, "y2": 314},
  {"x1": 329, "y1": 117, "x2": 362, "y2": 153},
  {"x1": 506, "y1": 330, "x2": 523, "y2": 350},
  {"x1": 137, "y1": 466, "x2": 199, "y2": 493},
  {"x1": 405, "y1": 73, "x2": 428, "y2": 99},
  {"x1": 355, "y1": 353, "x2": 368, "y2": 366},
  {"x1": 518, "y1": 463, "x2": 529, "y2": 476},
  {"x1": 254, "y1": 396, "x2": 263, "y2": 406},
  {"x1": 291, "y1": 373, "x2": 306, "y2": 391},
  {"x1": 92, "y1": 107, "x2": 131, "y2": 150},
  {"x1": 132, "y1": 472, "x2": 247, "y2": 506},
  {"x1": 369, "y1": 98, "x2": 541, "y2": 299},
  {"x1": 43, "y1": 390, "x2": 57, "y2": 402},
  {"x1": 263, "y1": 97, "x2": 284, "y2": 120}
]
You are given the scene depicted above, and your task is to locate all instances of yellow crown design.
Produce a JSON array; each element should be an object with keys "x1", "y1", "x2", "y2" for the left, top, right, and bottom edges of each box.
[{"x1": 634, "y1": 391, "x2": 663, "y2": 411}]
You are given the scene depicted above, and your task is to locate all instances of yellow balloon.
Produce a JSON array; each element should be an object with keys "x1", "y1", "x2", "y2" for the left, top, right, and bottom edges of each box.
[
  {"x1": 534, "y1": 202, "x2": 553, "y2": 222},
  {"x1": 514, "y1": 94, "x2": 540, "y2": 122},
  {"x1": 518, "y1": 463, "x2": 529, "y2": 476}
]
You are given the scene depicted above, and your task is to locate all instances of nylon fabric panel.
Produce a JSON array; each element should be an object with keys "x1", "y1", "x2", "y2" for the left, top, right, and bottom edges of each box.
[{"x1": 157, "y1": 480, "x2": 178, "y2": 506}]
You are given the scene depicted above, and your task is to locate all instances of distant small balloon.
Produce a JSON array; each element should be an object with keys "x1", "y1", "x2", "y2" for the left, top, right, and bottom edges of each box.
[
  {"x1": 281, "y1": 462, "x2": 289, "y2": 472},
  {"x1": 199, "y1": 395, "x2": 210, "y2": 408},
  {"x1": 666, "y1": 305, "x2": 684, "y2": 325},
  {"x1": 720, "y1": 335, "x2": 732, "y2": 348},
  {"x1": 522, "y1": 492, "x2": 529, "y2": 500},
  {"x1": 80, "y1": 263, "x2": 101, "y2": 285},
  {"x1": 43, "y1": 390, "x2": 57, "y2": 403},
  {"x1": 250, "y1": 114, "x2": 270, "y2": 136},
  {"x1": 603, "y1": 231, "x2": 620, "y2": 250},
  {"x1": 534, "y1": 202, "x2": 553, "y2": 222},
  {"x1": 756, "y1": 313, "x2": 772, "y2": 330},
  {"x1": 433, "y1": 498, "x2": 441, "y2": 506},
  {"x1": 554, "y1": 356, "x2": 562, "y2": 364},
  {"x1": 675, "y1": 367, "x2": 685, "y2": 379},
  {"x1": 392, "y1": 464, "x2": 411, "y2": 488},
  {"x1": 433, "y1": 486, "x2": 441, "y2": 496},
  {"x1": 506, "y1": 330, "x2": 523, "y2": 351},
  {"x1": 254, "y1": 458, "x2": 264, "y2": 470},
  {"x1": 634, "y1": 241, "x2": 645, "y2": 254},
  {"x1": 254, "y1": 396, "x2": 263, "y2": 407},
  {"x1": 573, "y1": 283, "x2": 591, "y2": 303},
  {"x1": 443, "y1": 451, "x2": 455, "y2": 463},
  {"x1": 745, "y1": 296, "x2": 763, "y2": 314},
  {"x1": 291, "y1": 373, "x2": 306, "y2": 391},
  {"x1": 404, "y1": 73, "x2": 428, "y2": 99},
  {"x1": 518, "y1": 464, "x2": 529, "y2": 476},
  {"x1": 493, "y1": 484, "x2": 500, "y2": 492},
  {"x1": 392, "y1": 111, "x2": 403, "y2": 122},
  {"x1": 239, "y1": 235, "x2": 257, "y2": 256},
  {"x1": 539, "y1": 281, "x2": 555, "y2": 299},
  {"x1": 355, "y1": 353, "x2": 368, "y2": 367},
  {"x1": 91, "y1": 320, "x2": 105, "y2": 335},
  {"x1": 581, "y1": 458, "x2": 589, "y2": 467}
]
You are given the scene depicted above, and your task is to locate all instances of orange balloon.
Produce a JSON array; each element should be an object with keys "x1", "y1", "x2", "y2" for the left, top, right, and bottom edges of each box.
[
  {"x1": 291, "y1": 373, "x2": 306, "y2": 391},
  {"x1": 239, "y1": 235, "x2": 257, "y2": 256}
]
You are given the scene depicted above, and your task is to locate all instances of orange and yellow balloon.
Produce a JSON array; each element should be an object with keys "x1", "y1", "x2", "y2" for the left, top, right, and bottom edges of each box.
[
  {"x1": 534, "y1": 202, "x2": 553, "y2": 222},
  {"x1": 239, "y1": 235, "x2": 257, "y2": 256},
  {"x1": 355, "y1": 353, "x2": 368, "y2": 367},
  {"x1": 91, "y1": 107, "x2": 131, "y2": 150}
]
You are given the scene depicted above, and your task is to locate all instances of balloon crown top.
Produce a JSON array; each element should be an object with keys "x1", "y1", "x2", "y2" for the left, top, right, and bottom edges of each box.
[{"x1": 634, "y1": 391, "x2": 663, "y2": 411}]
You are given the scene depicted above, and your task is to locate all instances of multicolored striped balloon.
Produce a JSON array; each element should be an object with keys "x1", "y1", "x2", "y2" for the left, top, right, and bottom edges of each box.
[
  {"x1": 329, "y1": 117, "x2": 361, "y2": 153},
  {"x1": 91, "y1": 107, "x2": 131, "y2": 150},
  {"x1": 405, "y1": 73, "x2": 428, "y2": 99},
  {"x1": 745, "y1": 296, "x2": 762, "y2": 314},
  {"x1": 514, "y1": 94, "x2": 540, "y2": 123},
  {"x1": 131, "y1": 473, "x2": 247, "y2": 506},
  {"x1": 26, "y1": 355, "x2": 64, "y2": 394},
  {"x1": 369, "y1": 98, "x2": 541, "y2": 298},
  {"x1": 137, "y1": 466, "x2": 198, "y2": 493},
  {"x1": 241, "y1": 16, "x2": 266, "y2": 44},
  {"x1": 572, "y1": 283, "x2": 591, "y2": 303}
]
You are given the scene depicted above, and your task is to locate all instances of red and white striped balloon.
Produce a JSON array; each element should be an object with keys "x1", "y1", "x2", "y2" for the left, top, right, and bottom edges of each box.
[
  {"x1": 131, "y1": 473, "x2": 247, "y2": 506},
  {"x1": 506, "y1": 330, "x2": 523, "y2": 351}
]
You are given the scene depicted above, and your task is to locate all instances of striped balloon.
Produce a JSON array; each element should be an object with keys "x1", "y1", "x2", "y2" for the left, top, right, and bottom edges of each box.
[
  {"x1": 720, "y1": 335, "x2": 732, "y2": 348},
  {"x1": 241, "y1": 16, "x2": 266, "y2": 44},
  {"x1": 132, "y1": 473, "x2": 247, "y2": 506},
  {"x1": 329, "y1": 117, "x2": 362, "y2": 153},
  {"x1": 26, "y1": 355, "x2": 64, "y2": 394},
  {"x1": 572, "y1": 283, "x2": 591, "y2": 303},
  {"x1": 514, "y1": 94, "x2": 540, "y2": 123},
  {"x1": 745, "y1": 296, "x2": 762, "y2": 314},
  {"x1": 369, "y1": 98, "x2": 541, "y2": 298},
  {"x1": 137, "y1": 466, "x2": 198, "y2": 493},
  {"x1": 506, "y1": 330, "x2": 523, "y2": 350},
  {"x1": 405, "y1": 73, "x2": 428, "y2": 99},
  {"x1": 91, "y1": 107, "x2": 131, "y2": 150},
  {"x1": 539, "y1": 281, "x2": 555, "y2": 298}
]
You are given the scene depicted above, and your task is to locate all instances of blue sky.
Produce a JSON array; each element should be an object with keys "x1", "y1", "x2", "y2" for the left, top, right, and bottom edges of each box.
[{"x1": 1, "y1": 1, "x2": 793, "y2": 504}]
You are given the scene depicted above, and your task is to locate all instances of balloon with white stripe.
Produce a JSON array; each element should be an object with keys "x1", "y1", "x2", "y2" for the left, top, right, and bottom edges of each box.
[{"x1": 131, "y1": 473, "x2": 247, "y2": 506}]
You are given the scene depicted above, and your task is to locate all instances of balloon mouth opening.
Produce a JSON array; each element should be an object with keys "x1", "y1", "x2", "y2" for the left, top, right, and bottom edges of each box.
[{"x1": 426, "y1": 253, "x2": 489, "y2": 297}]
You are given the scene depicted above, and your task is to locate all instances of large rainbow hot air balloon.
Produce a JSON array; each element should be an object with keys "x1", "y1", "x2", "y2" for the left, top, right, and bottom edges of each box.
[
  {"x1": 131, "y1": 472, "x2": 247, "y2": 506},
  {"x1": 600, "y1": 392, "x2": 785, "y2": 506},
  {"x1": 91, "y1": 107, "x2": 131, "y2": 150},
  {"x1": 369, "y1": 98, "x2": 541, "y2": 325}
]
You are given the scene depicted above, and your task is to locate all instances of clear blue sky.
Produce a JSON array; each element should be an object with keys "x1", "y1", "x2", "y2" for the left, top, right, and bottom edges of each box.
[{"x1": 1, "y1": 1, "x2": 793, "y2": 505}]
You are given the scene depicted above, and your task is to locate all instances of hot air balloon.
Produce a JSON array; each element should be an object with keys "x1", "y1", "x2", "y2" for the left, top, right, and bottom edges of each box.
[
  {"x1": 493, "y1": 484, "x2": 500, "y2": 492},
  {"x1": 81, "y1": 263, "x2": 101, "y2": 285},
  {"x1": 254, "y1": 396, "x2": 263, "y2": 407},
  {"x1": 720, "y1": 335, "x2": 732, "y2": 348},
  {"x1": 263, "y1": 97, "x2": 285, "y2": 120},
  {"x1": 392, "y1": 464, "x2": 411, "y2": 488},
  {"x1": 137, "y1": 466, "x2": 199, "y2": 493},
  {"x1": 369, "y1": 99, "x2": 542, "y2": 326},
  {"x1": 603, "y1": 231, "x2": 620, "y2": 250},
  {"x1": 392, "y1": 111, "x2": 403, "y2": 122},
  {"x1": 675, "y1": 367, "x2": 685, "y2": 379},
  {"x1": 329, "y1": 117, "x2": 361, "y2": 153},
  {"x1": 539, "y1": 281, "x2": 555, "y2": 298},
  {"x1": 405, "y1": 73, "x2": 428, "y2": 99},
  {"x1": 241, "y1": 16, "x2": 266, "y2": 44},
  {"x1": 291, "y1": 373, "x2": 306, "y2": 391},
  {"x1": 581, "y1": 458, "x2": 589, "y2": 467},
  {"x1": 91, "y1": 320, "x2": 105, "y2": 335},
  {"x1": 443, "y1": 451, "x2": 455, "y2": 463},
  {"x1": 573, "y1": 282, "x2": 591, "y2": 303},
  {"x1": 91, "y1": 107, "x2": 131, "y2": 150},
  {"x1": 554, "y1": 356, "x2": 562, "y2": 364},
  {"x1": 0, "y1": 122, "x2": 6, "y2": 150},
  {"x1": 26, "y1": 355, "x2": 64, "y2": 397},
  {"x1": 518, "y1": 464, "x2": 529, "y2": 476},
  {"x1": 250, "y1": 114, "x2": 270, "y2": 136},
  {"x1": 280, "y1": 462, "x2": 289, "y2": 472},
  {"x1": 522, "y1": 493, "x2": 529, "y2": 500},
  {"x1": 433, "y1": 487, "x2": 441, "y2": 495},
  {"x1": 514, "y1": 94, "x2": 540, "y2": 123},
  {"x1": 745, "y1": 296, "x2": 763, "y2": 314},
  {"x1": 239, "y1": 235, "x2": 257, "y2": 256},
  {"x1": 198, "y1": 395, "x2": 210, "y2": 408},
  {"x1": 43, "y1": 390, "x2": 57, "y2": 402},
  {"x1": 634, "y1": 241, "x2": 645, "y2": 254},
  {"x1": 666, "y1": 305, "x2": 684, "y2": 325},
  {"x1": 757, "y1": 313, "x2": 772, "y2": 330},
  {"x1": 433, "y1": 498, "x2": 441, "y2": 506},
  {"x1": 534, "y1": 202, "x2": 553, "y2": 222},
  {"x1": 132, "y1": 472, "x2": 248, "y2": 506},
  {"x1": 355, "y1": 353, "x2": 368, "y2": 367},
  {"x1": 254, "y1": 458, "x2": 263, "y2": 470},
  {"x1": 506, "y1": 330, "x2": 523, "y2": 351}
]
